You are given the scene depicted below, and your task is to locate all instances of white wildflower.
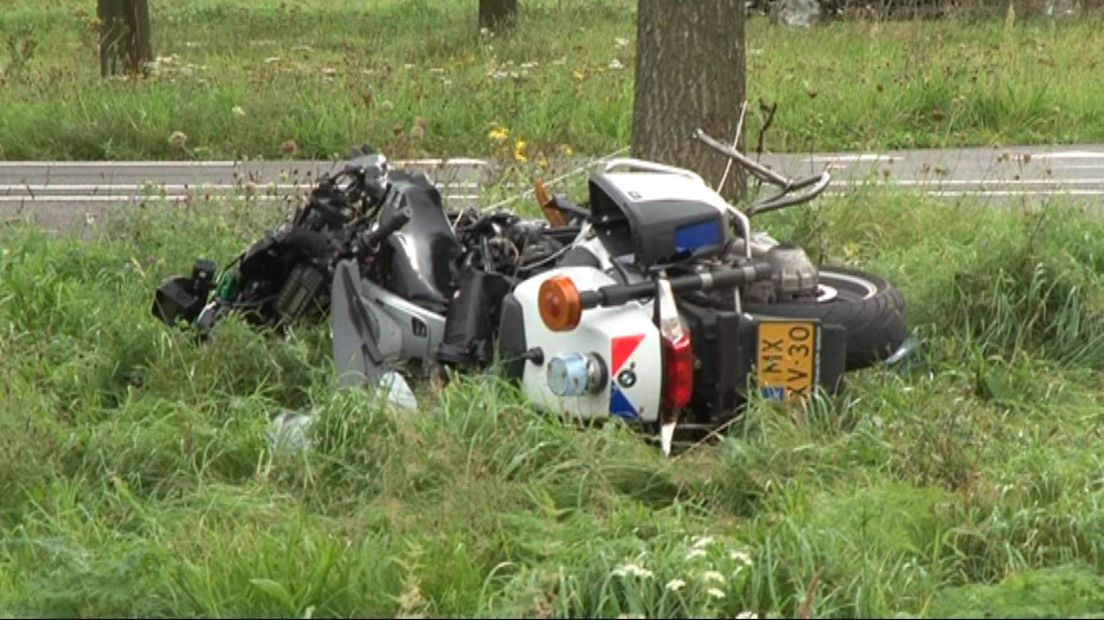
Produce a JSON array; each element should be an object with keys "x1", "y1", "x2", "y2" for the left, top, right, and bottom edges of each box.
[
  {"x1": 692, "y1": 535, "x2": 716, "y2": 549},
  {"x1": 615, "y1": 37, "x2": 630, "y2": 48},
  {"x1": 609, "y1": 58, "x2": 624, "y2": 70},
  {"x1": 404, "y1": 63, "x2": 416, "y2": 70},
  {"x1": 729, "y1": 549, "x2": 753, "y2": 567},
  {"x1": 686, "y1": 548, "x2": 708, "y2": 560},
  {"x1": 231, "y1": 106, "x2": 246, "y2": 118},
  {"x1": 168, "y1": 131, "x2": 188, "y2": 149},
  {"x1": 612, "y1": 563, "x2": 654, "y2": 579},
  {"x1": 702, "y1": 570, "x2": 726, "y2": 584},
  {"x1": 736, "y1": 612, "x2": 758, "y2": 619},
  {"x1": 664, "y1": 578, "x2": 686, "y2": 592},
  {"x1": 707, "y1": 588, "x2": 726, "y2": 600}
]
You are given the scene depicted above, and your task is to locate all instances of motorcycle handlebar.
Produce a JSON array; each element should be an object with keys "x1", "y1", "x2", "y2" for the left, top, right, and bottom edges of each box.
[
  {"x1": 747, "y1": 172, "x2": 832, "y2": 216},
  {"x1": 692, "y1": 128, "x2": 833, "y2": 215},
  {"x1": 578, "y1": 261, "x2": 774, "y2": 310},
  {"x1": 692, "y1": 128, "x2": 791, "y2": 187}
]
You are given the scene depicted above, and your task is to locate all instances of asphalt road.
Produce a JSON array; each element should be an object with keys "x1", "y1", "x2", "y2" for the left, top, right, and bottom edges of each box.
[
  {"x1": 0, "y1": 158, "x2": 492, "y2": 233},
  {"x1": 3, "y1": 144, "x2": 1104, "y2": 233}
]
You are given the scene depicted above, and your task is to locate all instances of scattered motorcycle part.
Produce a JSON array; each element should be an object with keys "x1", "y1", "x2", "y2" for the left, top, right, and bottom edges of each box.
[
  {"x1": 151, "y1": 275, "x2": 207, "y2": 326},
  {"x1": 266, "y1": 410, "x2": 315, "y2": 455},
  {"x1": 379, "y1": 371, "x2": 418, "y2": 410},
  {"x1": 883, "y1": 334, "x2": 922, "y2": 368}
]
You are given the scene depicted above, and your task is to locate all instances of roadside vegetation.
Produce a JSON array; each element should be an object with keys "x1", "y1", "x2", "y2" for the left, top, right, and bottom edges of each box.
[
  {"x1": 5, "y1": 188, "x2": 1104, "y2": 616},
  {"x1": 6, "y1": 0, "x2": 1104, "y2": 617},
  {"x1": 2, "y1": 0, "x2": 1104, "y2": 160}
]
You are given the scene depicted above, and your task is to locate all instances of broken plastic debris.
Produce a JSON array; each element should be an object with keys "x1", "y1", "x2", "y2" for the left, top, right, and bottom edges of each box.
[
  {"x1": 379, "y1": 371, "x2": 418, "y2": 410},
  {"x1": 267, "y1": 410, "x2": 314, "y2": 454}
]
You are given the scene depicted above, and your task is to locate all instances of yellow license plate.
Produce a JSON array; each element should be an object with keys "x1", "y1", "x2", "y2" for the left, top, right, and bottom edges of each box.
[{"x1": 757, "y1": 320, "x2": 819, "y2": 402}]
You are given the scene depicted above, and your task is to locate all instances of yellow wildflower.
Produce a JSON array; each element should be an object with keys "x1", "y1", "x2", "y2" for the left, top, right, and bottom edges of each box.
[
  {"x1": 488, "y1": 125, "x2": 509, "y2": 142},
  {"x1": 514, "y1": 139, "x2": 528, "y2": 162}
]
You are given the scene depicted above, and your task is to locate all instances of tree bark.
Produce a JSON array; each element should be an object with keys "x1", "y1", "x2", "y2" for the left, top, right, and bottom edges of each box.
[
  {"x1": 632, "y1": 0, "x2": 747, "y2": 201},
  {"x1": 98, "y1": 0, "x2": 152, "y2": 77},
  {"x1": 479, "y1": 0, "x2": 518, "y2": 31}
]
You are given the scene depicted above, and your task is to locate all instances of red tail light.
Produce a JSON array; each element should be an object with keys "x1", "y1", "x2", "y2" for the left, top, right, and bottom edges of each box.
[{"x1": 662, "y1": 331, "x2": 693, "y2": 412}]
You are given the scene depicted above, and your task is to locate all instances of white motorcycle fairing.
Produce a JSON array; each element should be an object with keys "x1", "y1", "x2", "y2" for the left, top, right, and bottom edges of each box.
[{"x1": 512, "y1": 266, "x2": 663, "y2": 423}]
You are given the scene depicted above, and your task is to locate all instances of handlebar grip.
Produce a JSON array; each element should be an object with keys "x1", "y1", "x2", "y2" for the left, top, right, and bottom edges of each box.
[{"x1": 357, "y1": 206, "x2": 412, "y2": 252}]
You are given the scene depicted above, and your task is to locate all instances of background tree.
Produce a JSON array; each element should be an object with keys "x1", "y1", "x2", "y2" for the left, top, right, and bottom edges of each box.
[
  {"x1": 98, "y1": 0, "x2": 152, "y2": 77},
  {"x1": 479, "y1": 0, "x2": 518, "y2": 31},
  {"x1": 632, "y1": 0, "x2": 747, "y2": 201}
]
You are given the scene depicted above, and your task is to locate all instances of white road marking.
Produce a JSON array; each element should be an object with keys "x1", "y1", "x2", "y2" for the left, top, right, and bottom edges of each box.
[
  {"x1": 826, "y1": 189, "x2": 1104, "y2": 198},
  {"x1": 0, "y1": 158, "x2": 491, "y2": 169},
  {"x1": 0, "y1": 193, "x2": 484, "y2": 203},
  {"x1": 1025, "y1": 164, "x2": 1104, "y2": 170},
  {"x1": 0, "y1": 182, "x2": 481, "y2": 192},
  {"x1": 1031, "y1": 151, "x2": 1104, "y2": 160},
  {"x1": 829, "y1": 178, "x2": 1104, "y2": 187},
  {"x1": 805, "y1": 154, "x2": 899, "y2": 163}
]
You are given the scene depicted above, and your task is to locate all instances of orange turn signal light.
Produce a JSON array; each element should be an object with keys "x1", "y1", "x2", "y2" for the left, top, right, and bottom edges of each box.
[{"x1": 538, "y1": 275, "x2": 582, "y2": 332}]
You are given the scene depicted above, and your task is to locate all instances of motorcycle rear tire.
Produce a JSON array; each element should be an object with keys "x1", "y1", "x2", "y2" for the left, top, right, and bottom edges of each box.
[{"x1": 743, "y1": 266, "x2": 907, "y2": 370}]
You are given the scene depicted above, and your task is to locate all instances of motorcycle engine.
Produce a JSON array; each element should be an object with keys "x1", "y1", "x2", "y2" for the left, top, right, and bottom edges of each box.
[{"x1": 741, "y1": 243, "x2": 819, "y2": 304}]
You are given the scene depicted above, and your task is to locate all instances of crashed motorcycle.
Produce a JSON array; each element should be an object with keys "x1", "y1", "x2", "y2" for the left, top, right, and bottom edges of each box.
[{"x1": 154, "y1": 130, "x2": 911, "y2": 453}]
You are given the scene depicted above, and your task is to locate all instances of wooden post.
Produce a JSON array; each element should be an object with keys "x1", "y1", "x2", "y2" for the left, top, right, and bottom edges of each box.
[{"x1": 98, "y1": 0, "x2": 152, "y2": 77}]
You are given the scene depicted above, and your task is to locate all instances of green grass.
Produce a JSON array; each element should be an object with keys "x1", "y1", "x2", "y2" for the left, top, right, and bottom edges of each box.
[
  {"x1": 6, "y1": 188, "x2": 1104, "y2": 616},
  {"x1": 2, "y1": 0, "x2": 1104, "y2": 160}
]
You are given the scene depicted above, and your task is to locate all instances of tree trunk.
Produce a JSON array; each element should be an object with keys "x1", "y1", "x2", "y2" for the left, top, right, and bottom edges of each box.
[
  {"x1": 479, "y1": 0, "x2": 518, "y2": 31},
  {"x1": 632, "y1": 0, "x2": 747, "y2": 201},
  {"x1": 98, "y1": 0, "x2": 152, "y2": 77}
]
